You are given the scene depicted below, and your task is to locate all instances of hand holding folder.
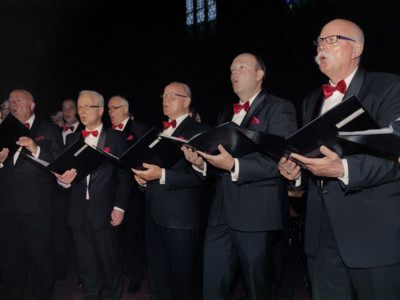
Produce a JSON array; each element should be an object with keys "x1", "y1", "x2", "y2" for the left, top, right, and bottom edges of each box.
[
  {"x1": 159, "y1": 122, "x2": 259, "y2": 157},
  {"x1": 237, "y1": 96, "x2": 379, "y2": 160},
  {"x1": 0, "y1": 114, "x2": 31, "y2": 154}
]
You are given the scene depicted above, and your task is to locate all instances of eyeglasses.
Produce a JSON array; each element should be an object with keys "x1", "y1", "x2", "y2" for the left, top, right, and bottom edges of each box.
[
  {"x1": 108, "y1": 105, "x2": 126, "y2": 111},
  {"x1": 313, "y1": 35, "x2": 357, "y2": 47},
  {"x1": 160, "y1": 93, "x2": 189, "y2": 100},
  {"x1": 77, "y1": 105, "x2": 102, "y2": 110}
]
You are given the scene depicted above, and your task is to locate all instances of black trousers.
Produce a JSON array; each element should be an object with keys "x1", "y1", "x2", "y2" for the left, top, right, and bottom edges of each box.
[
  {"x1": 202, "y1": 224, "x2": 273, "y2": 300},
  {"x1": 307, "y1": 203, "x2": 400, "y2": 300},
  {"x1": 0, "y1": 214, "x2": 54, "y2": 300},
  {"x1": 146, "y1": 219, "x2": 201, "y2": 300},
  {"x1": 73, "y1": 220, "x2": 122, "y2": 300}
]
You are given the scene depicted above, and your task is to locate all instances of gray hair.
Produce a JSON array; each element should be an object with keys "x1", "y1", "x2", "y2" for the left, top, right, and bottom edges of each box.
[{"x1": 79, "y1": 90, "x2": 104, "y2": 107}]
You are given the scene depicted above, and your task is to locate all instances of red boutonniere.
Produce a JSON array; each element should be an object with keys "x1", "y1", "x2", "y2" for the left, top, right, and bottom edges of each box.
[
  {"x1": 127, "y1": 135, "x2": 134, "y2": 141},
  {"x1": 103, "y1": 147, "x2": 111, "y2": 153},
  {"x1": 35, "y1": 136, "x2": 44, "y2": 141},
  {"x1": 250, "y1": 116, "x2": 260, "y2": 125},
  {"x1": 178, "y1": 136, "x2": 186, "y2": 140}
]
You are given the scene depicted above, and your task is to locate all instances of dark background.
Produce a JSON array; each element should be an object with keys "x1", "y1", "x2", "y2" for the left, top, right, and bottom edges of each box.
[{"x1": 1, "y1": 0, "x2": 400, "y2": 126}]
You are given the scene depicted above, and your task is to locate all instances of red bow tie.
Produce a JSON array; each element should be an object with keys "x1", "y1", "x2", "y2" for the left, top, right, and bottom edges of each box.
[
  {"x1": 163, "y1": 120, "x2": 177, "y2": 130},
  {"x1": 24, "y1": 123, "x2": 30, "y2": 129},
  {"x1": 322, "y1": 80, "x2": 347, "y2": 99},
  {"x1": 233, "y1": 101, "x2": 250, "y2": 114},
  {"x1": 112, "y1": 123, "x2": 124, "y2": 130},
  {"x1": 63, "y1": 125, "x2": 74, "y2": 131},
  {"x1": 82, "y1": 130, "x2": 98, "y2": 138}
]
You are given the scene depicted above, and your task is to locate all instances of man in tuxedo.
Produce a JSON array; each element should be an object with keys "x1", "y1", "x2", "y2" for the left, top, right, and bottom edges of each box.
[
  {"x1": 0, "y1": 89, "x2": 63, "y2": 300},
  {"x1": 107, "y1": 95, "x2": 149, "y2": 293},
  {"x1": 279, "y1": 19, "x2": 400, "y2": 299},
  {"x1": 57, "y1": 90, "x2": 132, "y2": 300},
  {"x1": 183, "y1": 53, "x2": 297, "y2": 300},
  {"x1": 52, "y1": 98, "x2": 82, "y2": 280},
  {"x1": 132, "y1": 82, "x2": 210, "y2": 300}
]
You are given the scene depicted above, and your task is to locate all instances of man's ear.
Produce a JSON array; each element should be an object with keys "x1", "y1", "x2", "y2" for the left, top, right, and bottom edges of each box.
[
  {"x1": 352, "y1": 43, "x2": 363, "y2": 59},
  {"x1": 256, "y1": 69, "x2": 264, "y2": 82}
]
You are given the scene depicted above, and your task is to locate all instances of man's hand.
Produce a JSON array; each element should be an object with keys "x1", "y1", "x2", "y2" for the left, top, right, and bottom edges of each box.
[
  {"x1": 0, "y1": 148, "x2": 10, "y2": 163},
  {"x1": 131, "y1": 163, "x2": 162, "y2": 181},
  {"x1": 54, "y1": 168, "x2": 78, "y2": 184},
  {"x1": 131, "y1": 172, "x2": 147, "y2": 185},
  {"x1": 110, "y1": 209, "x2": 124, "y2": 226},
  {"x1": 290, "y1": 145, "x2": 345, "y2": 178},
  {"x1": 16, "y1": 136, "x2": 38, "y2": 155},
  {"x1": 182, "y1": 146, "x2": 205, "y2": 170},
  {"x1": 278, "y1": 156, "x2": 301, "y2": 180},
  {"x1": 197, "y1": 144, "x2": 234, "y2": 172}
]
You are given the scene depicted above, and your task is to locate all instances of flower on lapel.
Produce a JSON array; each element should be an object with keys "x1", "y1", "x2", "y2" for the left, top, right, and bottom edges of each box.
[
  {"x1": 178, "y1": 136, "x2": 185, "y2": 140},
  {"x1": 127, "y1": 135, "x2": 134, "y2": 141},
  {"x1": 35, "y1": 136, "x2": 44, "y2": 141},
  {"x1": 250, "y1": 116, "x2": 260, "y2": 125},
  {"x1": 104, "y1": 147, "x2": 111, "y2": 153}
]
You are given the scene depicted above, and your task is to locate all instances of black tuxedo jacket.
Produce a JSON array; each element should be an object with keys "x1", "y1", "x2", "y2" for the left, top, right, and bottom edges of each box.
[
  {"x1": 64, "y1": 122, "x2": 84, "y2": 147},
  {"x1": 0, "y1": 117, "x2": 63, "y2": 215},
  {"x1": 145, "y1": 116, "x2": 210, "y2": 229},
  {"x1": 67, "y1": 127, "x2": 132, "y2": 230},
  {"x1": 122, "y1": 119, "x2": 151, "y2": 145},
  {"x1": 302, "y1": 68, "x2": 400, "y2": 267},
  {"x1": 207, "y1": 90, "x2": 297, "y2": 231}
]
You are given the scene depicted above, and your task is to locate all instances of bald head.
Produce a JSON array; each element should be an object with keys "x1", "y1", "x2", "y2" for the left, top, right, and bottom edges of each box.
[{"x1": 316, "y1": 19, "x2": 364, "y2": 83}]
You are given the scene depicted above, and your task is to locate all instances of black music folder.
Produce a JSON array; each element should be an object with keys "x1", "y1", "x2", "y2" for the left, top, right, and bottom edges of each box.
[
  {"x1": 338, "y1": 123, "x2": 400, "y2": 157},
  {"x1": 24, "y1": 138, "x2": 119, "y2": 182},
  {"x1": 0, "y1": 114, "x2": 31, "y2": 153},
  {"x1": 237, "y1": 95, "x2": 380, "y2": 159},
  {"x1": 119, "y1": 127, "x2": 183, "y2": 169},
  {"x1": 159, "y1": 122, "x2": 259, "y2": 157}
]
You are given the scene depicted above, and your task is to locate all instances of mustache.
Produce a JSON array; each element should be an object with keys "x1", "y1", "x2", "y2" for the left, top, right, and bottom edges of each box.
[{"x1": 314, "y1": 51, "x2": 334, "y2": 65}]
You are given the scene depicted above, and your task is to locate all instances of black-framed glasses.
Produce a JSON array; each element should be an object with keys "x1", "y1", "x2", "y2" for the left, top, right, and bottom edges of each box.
[
  {"x1": 77, "y1": 105, "x2": 102, "y2": 110},
  {"x1": 108, "y1": 105, "x2": 127, "y2": 111},
  {"x1": 160, "y1": 93, "x2": 189, "y2": 100},
  {"x1": 313, "y1": 35, "x2": 357, "y2": 47}
]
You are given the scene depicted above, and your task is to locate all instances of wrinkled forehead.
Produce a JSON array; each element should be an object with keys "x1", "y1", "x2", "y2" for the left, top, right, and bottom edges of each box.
[
  {"x1": 78, "y1": 94, "x2": 97, "y2": 105},
  {"x1": 165, "y1": 84, "x2": 186, "y2": 95},
  {"x1": 231, "y1": 54, "x2": 258, "y2": 70},
  {"x1": 9, "y1": 90, "x2": 33, "y2": 102},
  {"x1": 108, "y1": 97, "x2": 123, "y2": 106},
  {"x1": 320, "y1": 20, "x2": 356, "y2": 39}
]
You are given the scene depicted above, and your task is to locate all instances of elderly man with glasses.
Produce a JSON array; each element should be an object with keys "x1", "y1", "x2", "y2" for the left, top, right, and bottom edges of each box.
[{"x1": 279, "y1": 19, "x2": 400, "y2": 299}]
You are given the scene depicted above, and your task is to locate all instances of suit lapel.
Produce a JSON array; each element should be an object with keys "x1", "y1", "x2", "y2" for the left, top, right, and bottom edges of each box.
[
  {"x1": 344, "y1": 67, "x2": 365, "y2": 100},
  {"x1": 241, "y1": 91, "x2": 266, "y2": 128},
  {"x1": 172, "y1": 116, "x2": 191, "y2": 137}
]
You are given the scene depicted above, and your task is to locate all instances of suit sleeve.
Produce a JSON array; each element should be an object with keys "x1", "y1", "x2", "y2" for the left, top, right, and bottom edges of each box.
[
  {"x1": 237, "y1": 100, "x2": 297, "y2": 184},
  {"x1": 164, "y1": 160, "x2": 205, "y2": 190},
  {"x1": 114, "y1": 134, "x2": 133, "y2": 211},
  {"x1": 344, "y1": 79, "x2": 400, "y2": 190}
]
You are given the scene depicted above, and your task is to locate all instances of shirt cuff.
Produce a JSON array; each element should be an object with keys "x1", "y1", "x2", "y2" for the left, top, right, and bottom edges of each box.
[
  {"x1": 114, "y1": 206, "x2": 125, "y2": 213},
  {"x1": 337, "y1": 158, "x2": 349, "y2": 185},
  {"x1": 160, "y1": 168, "x2": 166, "y2": 184},
  {"x1": 33, "y1": 146, "x2": 40, "y2": 158},
  {"x1": 230, "y1": 158, "x2": 239, "y2": 182},
  {"x1": 57, "y1": 180, "x2": 71, "y2": 189},
  {"x1": 193, "y1": 162, "x2": 207, "y2": 176},
  {"x1": 294, "y1": 176, "x2": 302, "y2": 187}
]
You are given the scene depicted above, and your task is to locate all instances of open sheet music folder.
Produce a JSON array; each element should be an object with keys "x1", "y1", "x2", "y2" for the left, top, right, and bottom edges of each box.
[
  {"x1": 159, "y1": 122, "x2": 259, "y2": 157},
  {"x1": 338, "y1": 122, "x2": 400, "y2": 157},
  {"x1": 118, "y1": 127, "x2": 183, "y2": 170},
  {"x1": 24, "y1": 138, "x2": 120, "y2": 182},
  {"x1": 237, "y1": 95, "x2": 380, "y2": 159},
  {"x1": 0, "y1": 114, "x2": 31, "y2": 154}
]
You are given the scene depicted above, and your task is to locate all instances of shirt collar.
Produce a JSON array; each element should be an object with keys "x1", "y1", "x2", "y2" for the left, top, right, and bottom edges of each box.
[
  {"x1": 239, "y1": 89, "x2": 261, "y2": 106},
  {"x1": 169, "y1": 113, "x2": 189, "y2": 128}
]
